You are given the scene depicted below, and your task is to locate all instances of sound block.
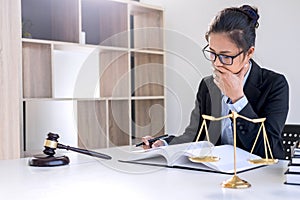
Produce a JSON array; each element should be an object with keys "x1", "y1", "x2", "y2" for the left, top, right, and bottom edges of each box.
[{"x1": 29, "y1": 154, "x2": 70, "y2": 167}]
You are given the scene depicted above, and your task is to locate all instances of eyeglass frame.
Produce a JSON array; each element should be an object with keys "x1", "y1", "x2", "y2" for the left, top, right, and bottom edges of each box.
[{"x1": 202, "y1": 44, "x2": 244, "y2": 65}]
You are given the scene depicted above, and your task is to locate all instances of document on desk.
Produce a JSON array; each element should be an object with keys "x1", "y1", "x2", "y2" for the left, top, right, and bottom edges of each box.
[{"x1": 119, "y1": 142, "x2": 265, "y2": 175}]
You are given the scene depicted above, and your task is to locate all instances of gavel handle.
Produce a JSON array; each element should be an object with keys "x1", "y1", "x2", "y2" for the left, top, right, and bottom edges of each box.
[{"x1": 57, "y1": 143, "x2": 112, "y2": 160}]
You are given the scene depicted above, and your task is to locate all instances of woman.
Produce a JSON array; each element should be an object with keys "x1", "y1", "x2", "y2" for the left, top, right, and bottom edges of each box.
[{"x1": 142, "y1": 5, "x2": 289, "y2": 159}]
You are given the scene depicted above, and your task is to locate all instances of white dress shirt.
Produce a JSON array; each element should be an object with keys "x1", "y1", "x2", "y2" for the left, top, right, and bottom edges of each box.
[{"x1": 221, "y1": 61, "x2": 252, "y2": 145}]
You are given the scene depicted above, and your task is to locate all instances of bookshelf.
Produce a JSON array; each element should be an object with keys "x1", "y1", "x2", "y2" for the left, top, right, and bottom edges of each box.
[{"x1": 21, "y1": 0, "x2": 165, "y2": 155}]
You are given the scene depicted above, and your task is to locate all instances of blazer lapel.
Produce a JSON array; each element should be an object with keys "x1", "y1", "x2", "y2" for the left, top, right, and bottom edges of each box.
[{"x1": 244, "y1": 60, "x2": 262, "y2": 104}]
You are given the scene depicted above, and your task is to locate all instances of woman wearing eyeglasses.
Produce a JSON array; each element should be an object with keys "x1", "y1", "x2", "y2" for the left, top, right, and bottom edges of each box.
[{"x1": 142, "y1": 5, "x2": 289, "y2": 159}]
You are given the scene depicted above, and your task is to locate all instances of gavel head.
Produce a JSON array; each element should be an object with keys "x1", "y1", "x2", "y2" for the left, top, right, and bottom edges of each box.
[{"x1": 43, "y1": 132, "x2": 60, "y2": 156}]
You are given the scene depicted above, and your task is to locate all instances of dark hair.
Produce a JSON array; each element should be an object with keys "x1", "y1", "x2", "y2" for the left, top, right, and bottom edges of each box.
[{"x1": 205, "y1": 5, "x2": 259, "y2": 52}]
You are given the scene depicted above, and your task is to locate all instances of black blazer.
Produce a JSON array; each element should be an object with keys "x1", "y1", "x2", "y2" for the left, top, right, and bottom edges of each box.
[{"x1": 166, "y1": 60, "x2": 289, "y2": 159}]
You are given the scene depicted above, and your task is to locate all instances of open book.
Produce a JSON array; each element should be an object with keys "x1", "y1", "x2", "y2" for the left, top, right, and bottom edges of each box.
[{"x1": 119, "y1": 142, "x2": 264, "y2": 174}]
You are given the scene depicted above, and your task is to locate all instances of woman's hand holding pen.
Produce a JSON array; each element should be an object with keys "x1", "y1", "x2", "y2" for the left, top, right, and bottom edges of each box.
[{"x1": 140, "y1": 136, "x2": 165, "y2": 149}]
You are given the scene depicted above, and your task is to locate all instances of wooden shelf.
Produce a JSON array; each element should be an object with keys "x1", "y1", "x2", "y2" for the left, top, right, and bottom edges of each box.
[
  {"x1": 131, "y1": 96, "x2": 164, "y2": 100},
  {"x1": 22, "y1": 38, "x2": 130, "y2": 51},
  {"x1": 22, "y1": 97, "x2": 131, "y2": 101},
  {"x1": 130, "y1": 48, "x2": 165, "y2": 55},
  {"x1": 21, "y1": 0, "x2": 164, "y2": 154}
]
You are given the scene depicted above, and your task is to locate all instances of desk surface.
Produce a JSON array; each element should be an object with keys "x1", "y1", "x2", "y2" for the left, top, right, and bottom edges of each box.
[{"x1": 1, "y1": 146, "x2": 299, "y2": 200}]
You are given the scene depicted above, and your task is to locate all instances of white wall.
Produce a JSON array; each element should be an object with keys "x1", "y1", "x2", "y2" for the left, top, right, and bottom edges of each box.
[{"x1": 141, "y1": 0, "x2": 300, "y2": 135}]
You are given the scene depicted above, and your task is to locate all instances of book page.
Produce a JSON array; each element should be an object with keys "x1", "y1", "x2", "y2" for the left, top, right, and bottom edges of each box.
[
  {"x1": 179, "y1": 145, "x2": 262, "y2": 174},
  {"x1": 125, "y1": 147, "x2": 169, "y2": 166},
  {"x1": 121, "y1": 141, "x2": 214, "y2": 166},
  {"x1": 120, "y1": 143, "x2": 263, "y2": 174}
]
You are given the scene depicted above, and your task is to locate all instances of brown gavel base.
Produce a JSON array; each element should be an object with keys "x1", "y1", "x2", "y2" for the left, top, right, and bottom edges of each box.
[{"x1": 29, "y1": 154, "x2": 70, "y2": 167}]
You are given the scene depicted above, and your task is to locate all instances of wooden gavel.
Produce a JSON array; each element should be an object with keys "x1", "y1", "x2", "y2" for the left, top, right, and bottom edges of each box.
[{"x1": 43, "y1": 132, "x2": 112, "y2": 160}]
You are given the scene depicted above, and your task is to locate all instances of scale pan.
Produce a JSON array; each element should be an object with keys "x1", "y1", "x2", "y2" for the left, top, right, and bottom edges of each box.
[
  {"x1": 188, "y1": 156, "x2": 220, "y2": 163},
  {"x1": 248, "y1": 158, "x2": 278, "y2": 165}
]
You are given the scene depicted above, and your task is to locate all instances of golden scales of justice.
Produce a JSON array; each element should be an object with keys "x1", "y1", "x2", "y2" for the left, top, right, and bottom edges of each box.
[{"x1": 188, "y1": 111, "x2": 278, "y2": 189}]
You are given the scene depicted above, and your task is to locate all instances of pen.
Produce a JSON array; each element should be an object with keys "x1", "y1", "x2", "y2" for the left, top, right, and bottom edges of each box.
[{"x1": 135, "y1": 135, "x2": 169, "y2": 147}]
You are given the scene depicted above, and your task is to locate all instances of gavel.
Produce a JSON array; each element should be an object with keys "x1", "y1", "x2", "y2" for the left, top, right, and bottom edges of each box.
[
  {"x1": 29, "y1": 132, "x2": 112, "y2": 167},
  {"x1": 43, "y1": 132, "x2": 112, "y2": 159}
]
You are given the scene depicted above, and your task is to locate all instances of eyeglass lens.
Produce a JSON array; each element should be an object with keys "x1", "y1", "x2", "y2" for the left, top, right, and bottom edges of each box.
[{"x1": 203, "y1": 50, "x2": 233, "y2": 65}]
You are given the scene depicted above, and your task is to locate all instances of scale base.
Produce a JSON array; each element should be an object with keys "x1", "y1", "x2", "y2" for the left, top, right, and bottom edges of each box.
[
  {"x1": 29, "y1": 154, "x2": 70, "y2": 167},
  {"x1": 222, "y1": 175, "x2": 251, "y2": 189}
]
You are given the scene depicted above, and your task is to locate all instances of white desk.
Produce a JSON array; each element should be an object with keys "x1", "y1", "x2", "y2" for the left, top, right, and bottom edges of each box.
[{"x1": 1, "y1": 146, "x2": 299, "y2": 200}]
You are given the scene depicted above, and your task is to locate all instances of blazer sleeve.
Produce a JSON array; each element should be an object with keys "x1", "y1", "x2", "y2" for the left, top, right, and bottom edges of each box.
[{"x1": 237, "y1": 73, "x2": 289, "y2": 159}]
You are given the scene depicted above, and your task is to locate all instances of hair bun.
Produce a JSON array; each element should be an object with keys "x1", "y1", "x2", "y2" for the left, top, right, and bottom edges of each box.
[{"x1": 240, "y1": 5, "x2": 259, "y2": 28}]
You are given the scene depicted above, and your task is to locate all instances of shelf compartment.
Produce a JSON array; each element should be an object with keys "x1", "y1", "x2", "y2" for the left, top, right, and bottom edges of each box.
[
  {"x1": 81, "y1": 0, "x2": 128, "y2": 47},
  {"x1": 108, "y1": 100, "x2": 130, "y2": 147},
  {"x1": 130, "y1": 4, "x2": 164, "y2": 50},
  {"x1": 132, "y1": 99, "x2": 165, "y2": 140},
  {"x1": 131, "y1": 52, "x2": 164, "y2": 96},
  {"x1": 22, "y1": 42, "x2": 52, "y2": 98},
  {"x1": 53, "y1": 44, "x2": 100, "y2": 99},
  {"x1": 100, "y1": 50, "x2": 130, "y2": 97},
  {"x1": 24, "y1": 100, "x2": 78, "y2": 155},
  {"x1": 77, "y1": 100, "x2": 107, "y2": 149},
  {"x1": 21, "y1": 0, "x2": 80, "y2": 43}
]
